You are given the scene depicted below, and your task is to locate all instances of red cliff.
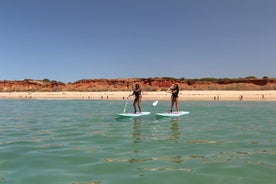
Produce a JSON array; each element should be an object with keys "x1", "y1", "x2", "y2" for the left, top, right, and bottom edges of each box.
[{"x1": 0, "y1": 78, "x2": 275, "y2": 92}]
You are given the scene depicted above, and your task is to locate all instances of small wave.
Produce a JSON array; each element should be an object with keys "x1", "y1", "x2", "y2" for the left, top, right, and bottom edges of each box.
[
  {"x1": 73, "y1": 181, "x2": 101, "y2": 184},
  {"x1": 104, "y1": 158, "x2": 151, "y2": 163},
  {"x1": 138, "y1": 167, "x2": 193, "y2": 172},
  {"x1": 185, "y1": 140, "x2": 226, "y2": 144}
]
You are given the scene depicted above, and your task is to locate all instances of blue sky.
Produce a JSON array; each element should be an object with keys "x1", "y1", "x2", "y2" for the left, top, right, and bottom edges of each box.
[{"x1": 0, "y1": 0, "x2": 275, "y2": 82}]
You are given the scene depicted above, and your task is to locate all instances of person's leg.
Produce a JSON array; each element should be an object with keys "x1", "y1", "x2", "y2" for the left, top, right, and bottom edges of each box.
[
  {"x1": 170, "y1": 97, "x2": 175, "y2": 112},
  {"x1": 133, "y1": 98, "x2": 137, "y2": 113},
  {"x1": 137, "y1": 96, "x2": 142, "y2": 113},
  {"x1": 175, "y1": 97, "x2": 179, "y2": 112}
]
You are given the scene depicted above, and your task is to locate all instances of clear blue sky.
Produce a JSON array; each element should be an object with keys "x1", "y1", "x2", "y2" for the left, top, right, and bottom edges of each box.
[{"x1": 0, "y1": 0, "x2": 275, "y2": 82}]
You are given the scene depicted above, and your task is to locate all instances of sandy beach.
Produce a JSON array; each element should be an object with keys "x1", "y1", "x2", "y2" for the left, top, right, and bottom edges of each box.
[{"x1": 1, "y1": 90, "x2": 276, "y2": 101}]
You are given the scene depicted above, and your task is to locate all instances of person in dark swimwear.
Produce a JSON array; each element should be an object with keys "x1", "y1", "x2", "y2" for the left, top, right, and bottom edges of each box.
[
  {"x1": 167, "y1": 83, "x2": 179, "y2": 112},
  {"x1": 129, "y1": 84, "x2": 142, "y2": 113}
]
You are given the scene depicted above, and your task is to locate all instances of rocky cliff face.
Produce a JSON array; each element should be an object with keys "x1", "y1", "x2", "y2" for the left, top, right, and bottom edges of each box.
[
  {"x1": 0, "y1": 79, "x2": 66, "y2": 92},
  {"x1": 0, "y1": 78, "x2": 275, "y2": 92}
]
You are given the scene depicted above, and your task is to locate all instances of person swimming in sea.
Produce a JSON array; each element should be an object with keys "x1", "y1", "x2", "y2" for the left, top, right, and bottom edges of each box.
[
  {"x1": 128, "y1": 84, "x2": 142, "y2": 113},
  {"x1": 167, "y1": 83, "x2": 179, "y2": 113}
]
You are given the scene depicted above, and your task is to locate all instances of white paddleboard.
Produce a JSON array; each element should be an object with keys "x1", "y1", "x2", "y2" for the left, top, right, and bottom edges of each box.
[
  {"x1": 117, "y1": 112, "x2": 151, "y2": 117},
  {"x1": 156, "y1": 111, "x2": 189, "y2": 117}
]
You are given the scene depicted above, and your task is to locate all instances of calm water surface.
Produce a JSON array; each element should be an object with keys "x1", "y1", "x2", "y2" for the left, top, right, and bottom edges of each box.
[{"x1": 0, "y1": 100, "x2": 275, "y2": 184}]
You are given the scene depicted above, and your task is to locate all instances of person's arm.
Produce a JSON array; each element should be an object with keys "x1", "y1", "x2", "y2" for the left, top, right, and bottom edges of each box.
[
  {"x1": 128, "y1": 90, "x2": 134, "y2": 98},
  {"x1": 134, "y1": 88, "x2": 141, "y2": 93},
  {"x1": 167, "y1": 87, "x2": 173, "y2": 93},
  {"x1": 171, "y1": 89, "x2": 177, "y2": 94}
]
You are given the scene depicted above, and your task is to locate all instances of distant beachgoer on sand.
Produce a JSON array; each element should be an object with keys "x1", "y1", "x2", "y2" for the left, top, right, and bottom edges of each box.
[
  {"x1": 167, "y1": 83, "x2": 179, "y2": 112},
  {"x1": 239, "y1": 95, "x2": 243, "y2": 101},
  {"x1": 128, "y1": 84, "x2": 142, "y2": 113}
]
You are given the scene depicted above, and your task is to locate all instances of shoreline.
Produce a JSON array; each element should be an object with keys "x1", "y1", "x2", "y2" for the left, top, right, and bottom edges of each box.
[{"x1": 1, "y1": 90, "x2": 276, "y2": 101}]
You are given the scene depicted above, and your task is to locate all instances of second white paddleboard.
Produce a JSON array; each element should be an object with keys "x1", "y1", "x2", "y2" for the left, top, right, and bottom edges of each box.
[{"x1": 156, "y1": 111, "x2": 189, "y2": 117}]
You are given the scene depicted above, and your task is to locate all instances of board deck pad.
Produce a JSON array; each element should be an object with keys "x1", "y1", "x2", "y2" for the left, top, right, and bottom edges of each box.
[
  {"x1": 117, "y1": 112, "x2": 151, "y2": 117},
  {"x1": 156, "y1": 111, "x2": 189, "y2": 117}
]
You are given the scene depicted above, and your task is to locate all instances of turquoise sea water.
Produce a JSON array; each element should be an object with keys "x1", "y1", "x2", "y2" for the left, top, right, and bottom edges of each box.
[{"x1": 0, "y1": 100, "x2": 275, "y2": 184}]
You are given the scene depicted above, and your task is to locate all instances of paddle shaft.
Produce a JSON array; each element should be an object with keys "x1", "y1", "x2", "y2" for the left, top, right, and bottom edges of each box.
[{"x1": 123, "y1": 98, "x2": 129, "y2": 113}]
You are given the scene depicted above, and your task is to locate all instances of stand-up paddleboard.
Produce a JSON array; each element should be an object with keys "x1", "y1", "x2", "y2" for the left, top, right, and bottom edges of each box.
[
  {"x1": 117, "y1": 112, "x2": 151, "y2": 117},
  {"x1": 156, "y1": 111, "x2": 189, "y2": 117}
]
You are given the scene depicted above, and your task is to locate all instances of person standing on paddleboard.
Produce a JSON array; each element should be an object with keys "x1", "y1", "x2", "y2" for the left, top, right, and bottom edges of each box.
[
  {"x1": 129, "y1": 84, "x2": 142, "y2": 113},
  {"x1": 167, "y1": 83, "x2": 179, "y2": 113}
]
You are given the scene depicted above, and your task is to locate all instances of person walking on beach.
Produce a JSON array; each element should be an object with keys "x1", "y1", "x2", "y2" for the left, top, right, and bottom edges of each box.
[
  {"x1": 128, "y1": 84, "x2": 142, "y2": 113},
  {"x1": 167, "y1": 83, "x2": 179, "y2": 112}
]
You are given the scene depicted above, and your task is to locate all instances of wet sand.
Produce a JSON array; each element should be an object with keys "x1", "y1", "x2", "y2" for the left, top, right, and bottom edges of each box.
[{"x1": 1, "y1": 90, "x2": 276, "y2": 101}]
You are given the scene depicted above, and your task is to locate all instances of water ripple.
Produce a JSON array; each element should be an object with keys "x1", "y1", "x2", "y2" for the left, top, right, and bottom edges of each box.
[{"x1": 0, "y1": 100, "x2": 275, "y2": 184}]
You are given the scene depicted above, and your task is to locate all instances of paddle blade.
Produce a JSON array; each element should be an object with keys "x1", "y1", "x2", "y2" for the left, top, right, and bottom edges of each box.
[{"x1": 152, "y1": 100, "x2": 158, "y2": 106}]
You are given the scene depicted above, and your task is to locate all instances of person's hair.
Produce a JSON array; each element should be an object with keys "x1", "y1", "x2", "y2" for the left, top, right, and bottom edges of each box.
[{"x1": 135, "y1": 84, "x2": 140, "y2": 89}]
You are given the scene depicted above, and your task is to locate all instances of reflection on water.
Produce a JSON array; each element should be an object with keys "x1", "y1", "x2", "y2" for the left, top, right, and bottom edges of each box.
[
  {"x1": 169, "y1": 119, "x2": 181, "y2": 142},
  {"x1": 133, "y1": 118, "x2": 143, "y2": 143},
  {"x1": 131, "y1": 118, "x2": 182, "y2": 143}
]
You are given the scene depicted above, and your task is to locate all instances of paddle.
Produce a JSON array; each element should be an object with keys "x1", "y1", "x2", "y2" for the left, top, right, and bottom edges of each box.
[
  {"x1": 123, "y1": 97, "x2": 129, "y2": 113},
  {"x1": 152, "y1": 100, "x2": 158, "y2": 106}
]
